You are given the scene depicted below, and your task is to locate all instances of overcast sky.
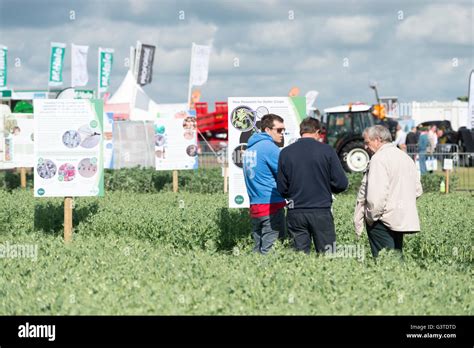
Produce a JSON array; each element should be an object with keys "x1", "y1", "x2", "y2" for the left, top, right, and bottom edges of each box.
[{"x1": 0, "y1": 0, "x2": 472, "y2": 110}]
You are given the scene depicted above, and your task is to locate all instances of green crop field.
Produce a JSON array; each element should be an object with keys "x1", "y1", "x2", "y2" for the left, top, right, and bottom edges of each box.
[{"x1": 0, "y1": 170, "x2": 472, "y2": 315}]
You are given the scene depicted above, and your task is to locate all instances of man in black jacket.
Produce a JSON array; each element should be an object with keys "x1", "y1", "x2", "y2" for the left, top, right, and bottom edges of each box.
[
  {"x1": 277, "y1": 117, "x2": 348, "y2": 254},
  {"x1": 405, "y1": 126, "x2": 418, "y2": 153}
]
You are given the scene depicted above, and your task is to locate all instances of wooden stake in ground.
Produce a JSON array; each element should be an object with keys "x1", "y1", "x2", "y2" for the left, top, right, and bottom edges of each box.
[
  {"x1": 64, "y1": 197, "x2": 73, "y2": 243},
  {"x1": 223, "y1": 165, "x2": 229, "y2": 193},
  {"x1": 172, "y1": 170, "x2": 178, "y2": 193},
  {"x1": 20, "y1": 167, "x2": 27, "y2": 188}
]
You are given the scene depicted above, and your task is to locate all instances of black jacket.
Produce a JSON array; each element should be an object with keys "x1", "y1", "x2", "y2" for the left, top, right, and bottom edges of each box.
[
  {"x1": 277, "y1": 138, "x2": 348, "y2": 210},
  {"x1": 406, "y1": 131, "x2": 418, "y2": 146}
]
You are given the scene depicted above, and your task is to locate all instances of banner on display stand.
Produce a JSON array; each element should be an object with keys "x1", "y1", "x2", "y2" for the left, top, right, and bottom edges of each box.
[
  {"x1": 227, "y1": 96, "x2": 306, "y2": 208},
  {"x1": 33, "y1": 99, "x2": 104, "y2": 197}
]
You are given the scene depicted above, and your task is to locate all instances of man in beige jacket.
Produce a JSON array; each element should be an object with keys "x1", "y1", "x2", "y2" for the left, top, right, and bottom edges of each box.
[{"x1": 354, "y1": 125, "x2": 423, "y2": 257}]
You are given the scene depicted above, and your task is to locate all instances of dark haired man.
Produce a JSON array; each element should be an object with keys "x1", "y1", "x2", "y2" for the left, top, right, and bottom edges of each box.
[
  {"x1": 242, "y1": 114, "x2": 287, "y2": 254},
  {"x1": 277, "y1": 117, "x2": 348, "y2": 254}
]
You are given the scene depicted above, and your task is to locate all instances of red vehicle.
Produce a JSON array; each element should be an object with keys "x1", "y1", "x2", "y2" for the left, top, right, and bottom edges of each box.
[{"x1": 195, "y1": 101, "x2": 228, "y2": 151}]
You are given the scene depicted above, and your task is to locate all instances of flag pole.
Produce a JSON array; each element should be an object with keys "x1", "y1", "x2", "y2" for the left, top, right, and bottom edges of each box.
[
  {"x1": 187, "y1": 43, "x2": 194, "y2": 108},
  {"x1": 131, "y1": 42, "x2": 141, "y2": 111}
]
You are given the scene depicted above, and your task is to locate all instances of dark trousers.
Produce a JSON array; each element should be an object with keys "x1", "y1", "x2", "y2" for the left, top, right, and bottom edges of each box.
[
  {"x1": 366, "y1": 220, "x2": 404, "y2": 257},
  {"x1": 251, "y1": 208, "x2": 286, "y2": 254},
  {"x1": 287, "y1": 209, "x2": 335, "y2": 254}
]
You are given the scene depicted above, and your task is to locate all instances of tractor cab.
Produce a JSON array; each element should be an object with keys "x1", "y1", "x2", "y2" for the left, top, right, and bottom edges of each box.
[{"x1": 322, "y1": 103, "x2": 396, "y2": 172}]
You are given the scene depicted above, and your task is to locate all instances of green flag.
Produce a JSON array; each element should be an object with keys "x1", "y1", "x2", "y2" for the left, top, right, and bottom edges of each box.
[
  {"x1": 0, "y1": 46, "x2": 7, "y2": 89},
  {"x1": 98, "y1": 47, "x2": 114, "y2": 93},
  {"x1": 49, "y1": 42, "x2": 66, "y2": 87}
]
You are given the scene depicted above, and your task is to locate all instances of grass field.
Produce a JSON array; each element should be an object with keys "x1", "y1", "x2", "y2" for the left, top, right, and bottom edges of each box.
[{"x1": 0, "y1": 189, "x2": 472, "y2": 315}]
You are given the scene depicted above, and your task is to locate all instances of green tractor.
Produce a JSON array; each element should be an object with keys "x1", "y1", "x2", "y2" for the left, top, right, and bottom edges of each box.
[
  {"x1": 320, "y1": 82, "x2": 398, "y2": 173},
  {"x1": 321, "y1": 103, "x2": 397, "y2": 173}
]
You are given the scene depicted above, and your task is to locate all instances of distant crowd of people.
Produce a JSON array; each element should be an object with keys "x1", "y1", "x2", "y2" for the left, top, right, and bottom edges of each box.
[
  {"x1": 394, "y1": 124, "x2": 444, "y2": 174},
  {"x1": 242, "y1": 115, "x2": 422, "y2": 258}
]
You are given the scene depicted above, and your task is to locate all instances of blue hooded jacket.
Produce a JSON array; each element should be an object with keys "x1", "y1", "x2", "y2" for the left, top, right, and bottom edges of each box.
[{"x1": 243, "y1": 132, "x2": 285, "y2": 205}]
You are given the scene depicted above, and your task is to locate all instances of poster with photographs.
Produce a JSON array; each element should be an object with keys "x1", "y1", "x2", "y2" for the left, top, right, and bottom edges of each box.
[
  {"x1": 0, "y1": 108, "x2": 34, "y2": 169},
  {"x1": 9, "y1": 113, "x2": 34, "y2": 167},
  {"x1": 154, "y1": 104, "x2": 198, "y2": 170},
  {"x1": 103, "y1": 111, "x2": 114, "y2": 169},
  {"x1": 0, "y1": 105, "x2": 14, "y2": 169},
  {"x1": 33, "y1": 99, "x2": 104, "y2": 197},
  {"x1": 227, "y1": 97, "x2": 306, "y2": 208}
]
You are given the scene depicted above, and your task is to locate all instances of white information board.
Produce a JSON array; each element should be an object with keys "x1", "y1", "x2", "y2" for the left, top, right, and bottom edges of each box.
[
  {"x1": 443, "y1": 158, "x2": 453, "y2": 171},
  {"x1": 227, "y1": 97, "x2": 306, "y2": 208},
  {"x1": 0, "y1": 110, "x2": 34, "y2": 168},
  {"x1": 154, "y1": 105, "x2": 198, "y2": 170},
  {"x1": 33, "y1": 99, "x2": 104, "y2": 197},
  {"x1": 10, "y1": 113, "x2": 34, "y2": 167}
]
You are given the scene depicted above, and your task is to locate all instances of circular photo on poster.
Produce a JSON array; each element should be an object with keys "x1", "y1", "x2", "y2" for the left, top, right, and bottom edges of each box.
[
  {"x1": 183, "y1": 130, "x2": 195, "y2": 140},
  {"x1": 78, "y1": 125, "x2": 101, "y2": 149},
  {"x1": 155, "y1": 124, "x2": 166, "y2": 134},
  {"x1": 12, "y1": 126, "x2": 21, "y2": 135},
  {"x1": 37, "y1": 159, "x2": 57, "y2": 179},
  {"x1": 256, "y1": 106, "x2": 269, "y2": 120},
  {"x1": 231, "y1": 106, "x2": 255, "y2": 132},
  {"x1": 155, "y1": 134, "x2": 166, "y2": 146},
  {"x1": 231, "y1": 144, "x2": 248, "y2": 169},
  {"x1": 155, "y1": 149, "x2": 165, "y2": 159},
  {"x1": 62, "y1": 130, "x2": 81, "y2": 148},
  {"x1": 182, "y1": 116, "x2": 197, "y2": 131},
  {"x1": 186, "y1": 144, "x2": 198, "y2": 157},
  {"x1": 58, "y1": 163, "x2": 76, "y2": 182},
  {"x1": 78, "y1": 158, "x2": 98, "y2": 178}
]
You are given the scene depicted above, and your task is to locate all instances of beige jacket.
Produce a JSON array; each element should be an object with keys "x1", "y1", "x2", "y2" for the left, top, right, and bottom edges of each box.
[
  {"x1": 354, "y1": 143, "x2": 423, "y2": 234},
  {"x1": 354, "y1": 166, "x2": 368, "y2": 237}
]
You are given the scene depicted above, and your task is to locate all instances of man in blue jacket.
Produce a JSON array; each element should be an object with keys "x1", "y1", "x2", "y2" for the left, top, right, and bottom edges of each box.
[
  {"x1": 277, "y1": 117, "x2": 348, "y2": 254},
  {"x1": 243, "y1": 114, "x2": 287, "y2": 254}
]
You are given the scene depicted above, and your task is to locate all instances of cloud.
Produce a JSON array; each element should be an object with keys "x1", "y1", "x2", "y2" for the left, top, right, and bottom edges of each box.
[
  {"x1": 396, "y1": 3, "x2": 472, "y2": 45},
  {"x1": 127, "y1": 0, "x2": 150, "y2": 15},
  {"x1": 0, "y1": 0, "x2": 471, "y2": 109},
  {"x1": 321, "y1": 16, "x2": 379, "y2": 44}
]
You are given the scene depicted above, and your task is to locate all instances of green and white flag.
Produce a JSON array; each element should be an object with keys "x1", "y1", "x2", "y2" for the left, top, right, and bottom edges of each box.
[
  {"x1": 48, "y1": 42, "x2": 66, "y2": 87},
  {"x1": 0, "y1": 46, "x2": 7, "y2": 90},
  {"x1": 98, "y1": 48, "x2": 114, "y2": 93}
]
